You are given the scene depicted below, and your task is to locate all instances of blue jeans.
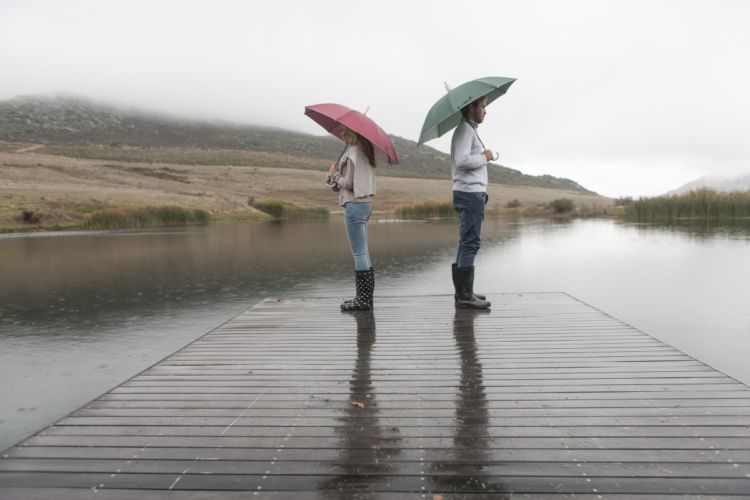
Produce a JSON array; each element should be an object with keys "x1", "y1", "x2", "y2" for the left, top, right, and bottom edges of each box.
[
  {"x1": 344, "y1": 202, "x2": 373, "y2": 271},
  {"x1": 453, "y1": 190, "x2": 487, "y2": 268}
]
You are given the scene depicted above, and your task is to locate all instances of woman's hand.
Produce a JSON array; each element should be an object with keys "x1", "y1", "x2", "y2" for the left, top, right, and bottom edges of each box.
[{"x1": 328, "y1": 163, "x2": 339, "y2": 176}]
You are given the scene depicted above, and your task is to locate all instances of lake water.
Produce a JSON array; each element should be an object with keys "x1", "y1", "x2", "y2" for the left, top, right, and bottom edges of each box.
[{"x1": 1, "y1": 217, "x2": 749, "y2": 452}]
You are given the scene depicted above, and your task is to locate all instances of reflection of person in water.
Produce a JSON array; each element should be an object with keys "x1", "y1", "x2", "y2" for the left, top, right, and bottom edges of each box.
[
  {"x1": 452, "y1": 309, "x2": 491, "y2": 466},
  {"x1": 319, "y1": 310, "x2": 401, "y2": 497},
  {"x1": 429, "y1": 309, "x2": 508, "y2": 495}
]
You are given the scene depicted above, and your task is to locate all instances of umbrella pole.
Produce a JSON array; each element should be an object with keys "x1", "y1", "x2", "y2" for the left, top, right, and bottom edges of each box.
[
  {"x1": 473, "y1": 128, "x2": 486, "y2": 150},
  {"x1": 334, "y1": 144, "x2": 348, "y2": 165},
  {"x1": 474, "y1": 129, "x2": 499, "y2": 162}
]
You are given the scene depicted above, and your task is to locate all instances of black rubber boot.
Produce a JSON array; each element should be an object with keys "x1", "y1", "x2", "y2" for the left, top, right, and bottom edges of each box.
[
  {"x1": 452, "y1": 263, "x2": 486, "y2": 302},
  {"x1": 341, "y1": 268, "x2": 374, "y2": 311},
  {"x1": 455, "y1": 266, "x2": 491, "y2": 310}
]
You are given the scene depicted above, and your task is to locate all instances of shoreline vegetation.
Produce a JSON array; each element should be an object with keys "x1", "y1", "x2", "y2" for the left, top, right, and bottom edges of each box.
[
  {"x1": 1, "y1": 197, "x2": 609, "y2": 233},
  {"x1": 621, "y1": 189, "x2": 750, "y2": 222},
  {"x1": 4, "y1": 142, "x2": 749, "y2": 233},
  {"x1": 391, "y1": 197, "x2": 596, "y2": 220},
  {"x1": 83, "y1": 206, "x2": 210, "y2": 230},
  {"x1": 248, "y1": 198, "x2": 329, "y2": 220},
  {"x1": 2, "y1": 199, "x2": 593, "y2": 233},
  {"x1": 6, "y1": 184, "x2": 750, "y2": 233}
]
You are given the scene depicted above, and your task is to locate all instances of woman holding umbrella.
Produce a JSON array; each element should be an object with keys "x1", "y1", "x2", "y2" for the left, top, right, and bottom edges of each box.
[
  {"x1": 326, "y1": 126, "x2": 377, "y2": 311},
  {"x1": 304, "y1": 103, "x2": 399, "y2": 311}
]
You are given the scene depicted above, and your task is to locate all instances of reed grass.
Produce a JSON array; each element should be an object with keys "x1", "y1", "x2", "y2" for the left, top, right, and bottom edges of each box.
[
  {"x1": 250, "y1": 198, "x2": 328, "y2": 220},
  {"x1": 623, "y1": 189, "x2": 750, "y2": 222},
  {"x1": 83, "y1": 206, "x2": 211, "y2": 229},
  {"x1": 393, "y1": 200, "x2": 456, "y2": 219}
]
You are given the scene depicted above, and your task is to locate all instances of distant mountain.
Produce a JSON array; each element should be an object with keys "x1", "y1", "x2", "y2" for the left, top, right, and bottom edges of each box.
[
  {"x1": 0, "y1": 95, "x2": 595, "y2": 193},
  {"x1": 668, "y1": 173, "x2": 750, "y2": 195}
]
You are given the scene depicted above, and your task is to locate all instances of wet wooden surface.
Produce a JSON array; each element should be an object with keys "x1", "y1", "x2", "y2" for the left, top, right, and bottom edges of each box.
[{"x1": 2, "y1": 293, "x2": 750, "y2": 499}]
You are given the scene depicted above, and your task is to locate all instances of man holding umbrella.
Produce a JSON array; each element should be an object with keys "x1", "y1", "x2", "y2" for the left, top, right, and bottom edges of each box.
[
  {"x1": 450, "y1": 96, "x2": 494, "y2": 309},
  {"x1": 418, "y1": 76, "x2": 516, "y2": 310}
]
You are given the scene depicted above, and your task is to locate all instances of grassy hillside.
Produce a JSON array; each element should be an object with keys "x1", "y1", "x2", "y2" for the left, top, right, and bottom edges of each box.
[
  {"x1": 0, "y1": 95, "x2": 613, "y2": 232},
  {"x1": 0, "y1": 147, "x2": 612, "y2": 231},
  {"x1": 0, "y1": 95, "x2": 594, "y2": 193}
]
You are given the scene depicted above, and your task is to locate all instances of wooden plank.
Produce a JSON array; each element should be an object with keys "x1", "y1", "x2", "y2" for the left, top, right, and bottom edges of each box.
[
  {"x1": 69, "y1": 406, "x2": 750, "y2": 418},
  {"x1": 0, "y1": 489, "x2": 729, "y2": 500},
  {"x1": 102, "y1": 389, "x2": 750, "y2": 400},
  {"x1": 118, "y1": 379, "x2": 737, "y2": 388},
  {"x1": 135, "y1": 372, "x2": 727, "y2": 381},
  {"x1": 88, "y1": 398, "x2": 750, "y2": 409},
  {"x1": 2, "y1": 472, "x2": 750, "y2": 495},
  {"x1": 47, "y1": 415, "x2": 750, "y2": 428},
  {"x1": 43, "y1": 425, "x2": 750, "y2": 438},
  {"x1": 19, "y1": 434, "x2": 750, "y2": 449},
  {"x1": 8, "y1": 445, "x2": 750, "y2": 463},
  {"x1": 106, "y1": 384, "x2": 743, "y2": 394},
  {"x1": 2, "y1": 458, "x2": 749, "y2": 478},
  {"x1": 3, "y1": 293, "x2": 750, "y2": 498}
]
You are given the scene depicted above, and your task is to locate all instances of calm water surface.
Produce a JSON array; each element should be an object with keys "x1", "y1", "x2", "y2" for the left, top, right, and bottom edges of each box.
[{"x1": 1, "y1": 217, "x2": 749, "y2": 451}]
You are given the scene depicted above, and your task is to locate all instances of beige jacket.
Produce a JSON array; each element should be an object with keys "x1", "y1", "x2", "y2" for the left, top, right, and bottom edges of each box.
[{"x1": 333, "y1": 145, "x2": 375, "y2": 206}]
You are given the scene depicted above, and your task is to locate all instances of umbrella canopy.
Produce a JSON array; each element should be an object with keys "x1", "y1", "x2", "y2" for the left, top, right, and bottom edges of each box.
[
  {"x1": 418, "y1": 76, "x2": 516, "y2": 145},
  {"x1": 304, "y1": 103, "x2": 399, "y2": 165}
]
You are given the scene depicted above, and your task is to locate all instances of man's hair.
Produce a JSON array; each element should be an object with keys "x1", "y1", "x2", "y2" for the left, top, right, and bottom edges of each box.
[{"x1": 460, "y1": 96, "x2": 485, "y2": 120}]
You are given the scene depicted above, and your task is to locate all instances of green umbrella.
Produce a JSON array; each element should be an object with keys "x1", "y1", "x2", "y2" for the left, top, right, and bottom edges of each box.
[{"x1": 418, "y1": 76, "x2": 516, "y2": 145}]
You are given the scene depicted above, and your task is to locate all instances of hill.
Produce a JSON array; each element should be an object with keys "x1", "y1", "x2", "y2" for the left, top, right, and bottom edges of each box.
[
  {"x1": 0, "y1": 95, "x2": 594, "y2": 193},
  {"x1": 668, "y1": 173, "x2": 750, "y2": 195}
]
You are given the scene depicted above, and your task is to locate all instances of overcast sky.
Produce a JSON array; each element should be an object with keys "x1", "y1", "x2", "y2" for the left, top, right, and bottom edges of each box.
[{"x1": 1, "y1": 0, "x2": 748, "y2": 197}]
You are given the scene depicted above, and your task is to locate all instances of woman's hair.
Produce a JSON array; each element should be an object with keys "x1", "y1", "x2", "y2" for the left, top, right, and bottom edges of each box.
[{"x1": 355, "y1": 132, "x2": 377, "y2": 168}]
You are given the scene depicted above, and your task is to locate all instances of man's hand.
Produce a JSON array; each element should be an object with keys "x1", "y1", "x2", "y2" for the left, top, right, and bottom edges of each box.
[{"x1": 482, "y1": 150, "x2": 495, "y2": 161}]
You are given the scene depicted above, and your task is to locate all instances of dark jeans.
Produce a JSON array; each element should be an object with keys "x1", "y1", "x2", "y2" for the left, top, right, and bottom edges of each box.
[{"x1": 453, "y1": 190, "x2": 487, "y2": 268}]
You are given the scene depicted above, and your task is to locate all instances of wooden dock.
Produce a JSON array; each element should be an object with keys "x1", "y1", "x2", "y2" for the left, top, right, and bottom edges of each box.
[{"x1": 2, "y1": 293, "x2": 750, "y2": 499}]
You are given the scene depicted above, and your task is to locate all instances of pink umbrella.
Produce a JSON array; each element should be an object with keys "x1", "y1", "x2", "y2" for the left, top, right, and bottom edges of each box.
[{"x1": 304, "y1": 103, "x2": 399, "y2": 165}]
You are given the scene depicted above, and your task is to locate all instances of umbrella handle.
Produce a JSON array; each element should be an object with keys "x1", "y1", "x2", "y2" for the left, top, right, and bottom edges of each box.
[{"x1": 326, "y1": 145, "x2": 348, "y2": 192}]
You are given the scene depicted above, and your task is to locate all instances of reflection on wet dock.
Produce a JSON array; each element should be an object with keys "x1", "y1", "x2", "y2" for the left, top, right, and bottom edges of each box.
[{"x1": 2, "y1": 293, "x2": 750, "y2": 498}]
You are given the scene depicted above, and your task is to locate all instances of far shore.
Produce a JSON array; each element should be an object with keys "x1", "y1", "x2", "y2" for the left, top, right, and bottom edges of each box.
[{"x1": 1, "y1": 147, "x2": 614, "y2": 233}]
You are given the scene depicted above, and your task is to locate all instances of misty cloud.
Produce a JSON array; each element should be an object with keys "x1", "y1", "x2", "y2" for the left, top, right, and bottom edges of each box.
[{"x1": 1, "y1": 0, "x2": 749, "y2": 197}]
